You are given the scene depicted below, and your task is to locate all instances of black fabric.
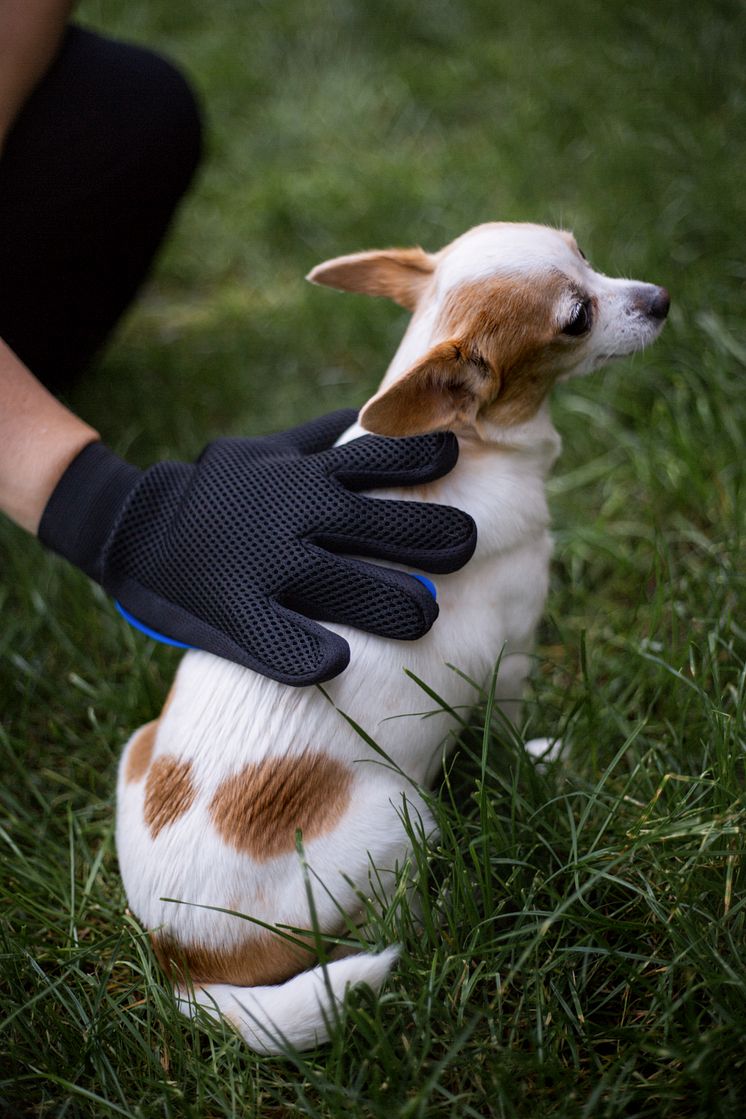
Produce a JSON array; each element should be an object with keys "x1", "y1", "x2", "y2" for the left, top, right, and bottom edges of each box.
[
  {"x1": 0, "y1": 25, "x2": 202, "y2": 390},
  {"x1": 39, "y1": 411, "x2": 477, "y2": 686}
]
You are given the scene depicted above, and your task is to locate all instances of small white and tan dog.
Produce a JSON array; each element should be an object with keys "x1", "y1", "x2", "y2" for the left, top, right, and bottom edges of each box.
[{"x1": 116, "y1": 222, "x2": 668, "y2": 1053}]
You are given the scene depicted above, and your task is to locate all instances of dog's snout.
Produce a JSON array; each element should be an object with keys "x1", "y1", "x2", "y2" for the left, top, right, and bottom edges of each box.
[{"x1": 633, "y1": 284, "x2": 670, "y2": 321}]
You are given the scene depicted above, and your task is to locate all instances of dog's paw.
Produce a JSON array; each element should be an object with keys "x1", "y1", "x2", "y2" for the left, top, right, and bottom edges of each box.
[{"x1": 523, "y1": 736, "x2": 564, "y2": 767}]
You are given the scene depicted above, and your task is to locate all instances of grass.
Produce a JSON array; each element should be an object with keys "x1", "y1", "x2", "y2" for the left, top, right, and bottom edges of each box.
[{"x1": 1, "y1": 0, "x2": 745, "y2": 1115}]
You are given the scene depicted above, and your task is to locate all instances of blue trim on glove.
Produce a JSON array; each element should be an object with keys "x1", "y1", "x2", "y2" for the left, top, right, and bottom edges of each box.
[
  {"x1": 115, "y1": 573, "x2": 436, "y2": 652},
  {"x1": 410, "y1": 574, "x2": 437, "y2": 602},
  {"x1": 115, "y1": 600, "x2": 197, "y2": 650}
]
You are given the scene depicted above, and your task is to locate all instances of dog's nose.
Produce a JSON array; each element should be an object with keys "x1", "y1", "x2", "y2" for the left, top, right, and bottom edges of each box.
[
  {"x1": 631, "y1": 284, "x2": 670, "y2": 321},
  {"x1": 648, "y1": 286, "x2": 671, "y2": 321}
]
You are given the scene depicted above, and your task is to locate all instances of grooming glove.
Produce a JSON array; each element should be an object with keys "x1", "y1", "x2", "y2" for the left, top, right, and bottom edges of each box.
[{"x1": 39, "y1": 410, "x2": 477, "y2": 685}]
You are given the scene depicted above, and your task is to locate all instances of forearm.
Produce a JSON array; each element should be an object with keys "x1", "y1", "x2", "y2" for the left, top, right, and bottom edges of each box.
[
  {"x1": 0, "y1": 0, "x2": 75, "y2": 147},
  {"x1": 0, "y1": 339, "x2": 99, "y2": 534}
]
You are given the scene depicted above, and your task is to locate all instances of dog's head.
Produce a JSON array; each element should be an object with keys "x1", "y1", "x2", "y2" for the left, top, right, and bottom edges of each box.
[{"x1": 308, "y1": 222, "x2": 669, "y2": 436}]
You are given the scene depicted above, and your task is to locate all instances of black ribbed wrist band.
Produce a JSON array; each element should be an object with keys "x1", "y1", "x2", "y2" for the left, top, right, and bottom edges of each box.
[{"x1": 38, "y1": 442, "x2": 141, "y2": 582}]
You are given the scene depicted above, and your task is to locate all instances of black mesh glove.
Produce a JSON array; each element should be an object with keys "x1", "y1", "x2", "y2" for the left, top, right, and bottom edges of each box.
[{"x1": 38, "y1": 410, "x2": 477, "y2": 685}]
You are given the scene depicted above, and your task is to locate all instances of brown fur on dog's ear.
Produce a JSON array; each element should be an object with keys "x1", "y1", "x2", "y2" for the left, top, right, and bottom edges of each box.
[
  {"x1": 307, "y1": 248, "x2": 435, "y2": 311},
  {"x1": 359, "y1": 339, "x2": 495, "y2": 436}
]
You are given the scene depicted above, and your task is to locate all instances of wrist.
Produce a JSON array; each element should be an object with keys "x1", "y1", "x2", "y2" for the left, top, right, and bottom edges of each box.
[
  {"x1": 1, "y1": 417, "x2": 100, "y2": 536},
  {"x1": 0, "y1": 337, "x2": 101, "y2": 533},
  {"x1": 38, "y1": 442, "x2": 141, "y2": 580},
  {"x1": 25, "y1": 426, "x2": 100, "y2": 535}
]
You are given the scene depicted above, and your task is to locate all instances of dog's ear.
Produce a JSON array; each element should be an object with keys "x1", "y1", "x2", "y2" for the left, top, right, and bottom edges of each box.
[
  {"x1": 307, "y1": 248, "x2": 435, "y2": 311},
  {"x1": 359, "y1": 340, "x2": 495, "y2": 436}
]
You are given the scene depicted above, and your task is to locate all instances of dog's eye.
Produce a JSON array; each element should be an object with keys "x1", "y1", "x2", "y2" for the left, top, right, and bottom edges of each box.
[{"x1": 563, "y1": 301, "x2": 592, "y2": 336}]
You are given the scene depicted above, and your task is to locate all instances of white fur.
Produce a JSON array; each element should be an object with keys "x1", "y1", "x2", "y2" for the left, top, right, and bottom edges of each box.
[{"x1": 116, "y1": 223, "x2": 667, "y2": 1053}]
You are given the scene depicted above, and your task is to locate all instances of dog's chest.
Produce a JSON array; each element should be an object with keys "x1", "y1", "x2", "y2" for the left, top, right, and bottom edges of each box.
[{"x1": 306, "y1": 442, "x2": 555, "y2": 765}]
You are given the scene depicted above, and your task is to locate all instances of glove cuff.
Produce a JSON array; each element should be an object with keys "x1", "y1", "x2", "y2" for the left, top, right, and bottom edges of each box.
[{"x1": 38, "y1": 441, "x2": 142, "y2": 582}]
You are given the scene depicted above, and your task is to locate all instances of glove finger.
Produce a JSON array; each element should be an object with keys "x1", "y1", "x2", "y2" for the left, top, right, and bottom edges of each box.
[
  {"x1": 115, "y1": 580, "x2": 350, "y2": 687},
  {"x1": 280, "y1": 409, "x2": 360, "y2": 456},
  {"x1": 281, "y1": 549, "x2": 439, "y2": 640},
  {"x1": 314, "y1": 495, "x2": 477, "y2": 575},
  {"x1": 322, "y1": 431, "x2": 460, "y2": 490},
  {"x1": 258, "y1": 601, "x2": 352, "y2": 685},
  {"x1": 198, "y1": 409, "x2": 359, "y2": 465}
]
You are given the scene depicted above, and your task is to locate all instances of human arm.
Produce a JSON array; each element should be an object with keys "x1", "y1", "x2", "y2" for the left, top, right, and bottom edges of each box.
[
  {"x1": 0, "y1": 337, "x2": 98, "y2": 532},
  {"x1": 2, "y1": 342, "x2": 476, "y2": 685},
  {"x1": 38, "y1": 413, "x2": 476, "y2": 684},
  {"x1": 0, "y1": 0, "x2": 75, "y2": 149}
]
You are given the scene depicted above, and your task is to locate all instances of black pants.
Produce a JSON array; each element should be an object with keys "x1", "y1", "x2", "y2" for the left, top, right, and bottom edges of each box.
[{"x1": 0, "y1": 25, "x2": 203, "y2": 392}]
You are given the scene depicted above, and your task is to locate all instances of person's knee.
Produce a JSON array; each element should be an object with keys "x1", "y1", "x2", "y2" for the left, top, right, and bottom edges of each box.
[
  {"x1": 70, "y1": 26, "x2": 204, "y2": 191},
  {"x1": 120, "y1": 41, "x2": 204, "y2": 190},
  {"x1": 0, "y1": 26, "x2": 205, "y2": 387}
]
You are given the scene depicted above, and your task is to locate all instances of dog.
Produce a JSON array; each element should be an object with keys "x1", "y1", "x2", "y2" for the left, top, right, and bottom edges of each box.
[{"x1": 116, "y1": 222, "x2": 669, "y2": 1053}]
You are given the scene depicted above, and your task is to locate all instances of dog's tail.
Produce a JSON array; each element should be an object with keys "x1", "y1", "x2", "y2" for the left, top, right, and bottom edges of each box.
[{"x1": 176, "y1": 946, "x2": 399, "y2": 1054}]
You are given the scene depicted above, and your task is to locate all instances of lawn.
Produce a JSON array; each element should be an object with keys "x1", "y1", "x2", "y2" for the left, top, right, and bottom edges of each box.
[{"x1": 1, "y1": 1, "x2": 745, "y2": 1116}]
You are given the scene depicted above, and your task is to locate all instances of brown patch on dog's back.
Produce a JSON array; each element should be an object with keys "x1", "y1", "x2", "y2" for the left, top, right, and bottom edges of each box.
[
  {"x1": 144, "y1": 756, "x2": 197, "y2": 838},
  {"x1": 209, "y1": 751, "x2": 352, "y2": 860},
  {"x1": 125, "y1": 720, "x2": 159, "y2": 784},
  {"x1": 152, "y1": 927, "x2": 320, "y2": 987}
]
